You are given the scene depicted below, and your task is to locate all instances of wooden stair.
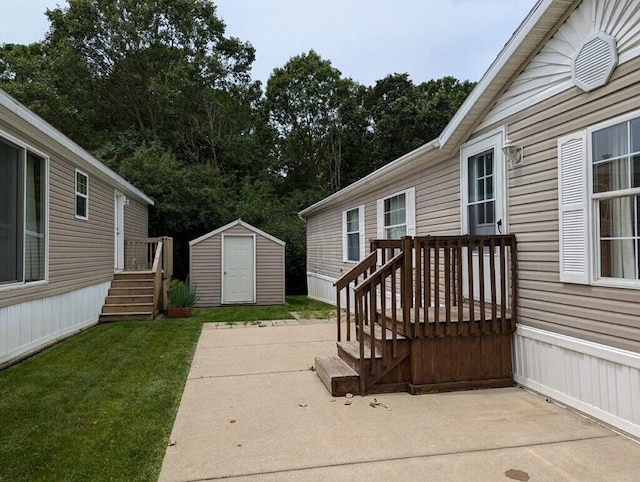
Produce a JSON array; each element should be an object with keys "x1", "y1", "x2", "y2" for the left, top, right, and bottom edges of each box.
[
  {"x1": 315, "y1": 322, "x2": 411, "y2": 396},
  {"x1": 99, "y1": 271, "x2": 156, "y2": 322}
]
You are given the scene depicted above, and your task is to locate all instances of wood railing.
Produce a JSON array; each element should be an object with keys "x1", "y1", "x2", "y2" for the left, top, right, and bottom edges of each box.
[
  {"x1": 335, "y1": 251, "x2": 378, "y2": 342},
  {"x1": 124, "y1": 237, "x2": 174, "y2": 312},
  {"x1": 345, "y1": 235, "x2": 517, "y2": 394}
]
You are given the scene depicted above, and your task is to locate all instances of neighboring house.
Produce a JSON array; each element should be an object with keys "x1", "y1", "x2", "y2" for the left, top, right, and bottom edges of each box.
[
  {"x1": 0, "y1": 88, "x2": 154, "y2": 368},
  {"x1": 300, "y1": 0, "x2": 640, "y2": 439},
  {"x1": 189, "y1": 219, "x2": 286, "y2": 306}
]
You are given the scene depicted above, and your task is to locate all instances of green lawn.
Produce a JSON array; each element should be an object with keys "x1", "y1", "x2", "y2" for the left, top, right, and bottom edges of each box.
[
  {"x1": 0, "y1": 319, "x2": 202, "y2": 482},
  {"x1": 190, "y1": 295, "x2": 334, "y2": 323},
  {"x1": 0, "y1": 296, "x2": 334, "y2": 481}
]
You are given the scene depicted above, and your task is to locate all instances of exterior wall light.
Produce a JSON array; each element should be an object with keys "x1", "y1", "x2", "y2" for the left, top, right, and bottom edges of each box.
[{"x1": 502, "y1": 140, "x2": 523, "y2": 168}]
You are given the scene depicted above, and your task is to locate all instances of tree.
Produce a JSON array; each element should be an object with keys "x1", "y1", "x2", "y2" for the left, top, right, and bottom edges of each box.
[{"x1": 262, "y1": 50, "x2": 354, "y2": 197}]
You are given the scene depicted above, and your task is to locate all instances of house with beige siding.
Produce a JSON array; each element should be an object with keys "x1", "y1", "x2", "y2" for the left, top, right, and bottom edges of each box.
[
  {"x1": 189, "y1": 219, "x2": 286, "y2": 306},
  {"x1": 0, "y1": 88, "x2": 156, "y2": 368},
  {"x1": 301, "y1": 0, "x2": 640, "y2": 440}
]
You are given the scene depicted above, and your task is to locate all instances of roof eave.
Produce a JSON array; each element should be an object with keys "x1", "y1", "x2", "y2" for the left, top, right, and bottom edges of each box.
[
  {"x1": 299, "y1": 138, "x2": 440, "y2": 217},
  {"x1": 0, "y1": 89, "x2": 154, "y2": 206}
]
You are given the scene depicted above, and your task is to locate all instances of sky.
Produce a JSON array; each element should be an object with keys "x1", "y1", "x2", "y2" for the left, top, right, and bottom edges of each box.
[{"x1": 0, "y1": 0, "x2": 538, "y2": 87}]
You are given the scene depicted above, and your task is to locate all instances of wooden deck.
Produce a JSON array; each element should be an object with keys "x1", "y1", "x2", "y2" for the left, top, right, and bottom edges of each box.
[{"x1": 316, "y1": 235, "x2": 518, "y2": 396}]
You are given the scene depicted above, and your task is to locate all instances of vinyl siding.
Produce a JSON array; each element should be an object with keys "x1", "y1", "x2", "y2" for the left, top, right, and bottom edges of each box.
[
  {"x1": 483, "y1": 55, "x2": 640, "y2": 354},
  {"x1": 191, "y1": 224, "x2": 285, "y2": 307},
  {"x1": 124, "y1": 198, "x2": 148, "y2": 238},
  {"x1": 0, "y1": 104, "x2": 149, "y2": 309},
  {"x1": 306, "y1": 152, "x2": 461, "y2": 282}
]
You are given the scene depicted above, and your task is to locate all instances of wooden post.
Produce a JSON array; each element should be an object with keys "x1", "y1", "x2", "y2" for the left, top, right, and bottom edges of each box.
[
  {"x1": 510, "y1": 235, "x2": 518, "y2": 331},
  {"x1": 402, "y1": 236, "x2": 412, "y2": 337}
]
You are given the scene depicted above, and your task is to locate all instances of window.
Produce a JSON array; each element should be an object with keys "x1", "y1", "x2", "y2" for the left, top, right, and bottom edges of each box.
[
  {"x1": 558, "y1": 111, "x2": 640, "y2": 286},
  {"x1": 467, "y1": 149, "x2": 496, "y2": 235},
  {"x1": 592, "y1": 118, "x2": 640, "y2": 279},
  {"x1": 376, "y1": 188, "x2": 415, "y2": 241},
  {"x1": 343, "y1": 206, "x2": 364, "y2": 262},
  {"x1": 0, "y1": 136, "x2": 47, "y2": 285},
  {"x1": 75, "y1": 169, "x2": 88, "y2": 219}
]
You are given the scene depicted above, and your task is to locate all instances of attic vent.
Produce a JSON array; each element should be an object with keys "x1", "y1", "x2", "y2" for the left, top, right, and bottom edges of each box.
[{"x1": 571, "y1": 32, "x2": 618, "y2": 92}]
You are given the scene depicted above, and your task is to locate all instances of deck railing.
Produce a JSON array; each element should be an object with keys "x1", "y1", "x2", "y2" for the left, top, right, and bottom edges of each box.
[
  {"x1": 341, "y1": 235, "x2": 517, "y2": 394},
  {"x1": 124, "y1": 237, "x2": 174, "y2": 312}
]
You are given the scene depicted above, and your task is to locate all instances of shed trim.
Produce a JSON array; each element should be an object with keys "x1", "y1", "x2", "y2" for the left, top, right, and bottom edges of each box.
[{"x1": 189, "y1": 219, "x2": 286, "y2": 247}]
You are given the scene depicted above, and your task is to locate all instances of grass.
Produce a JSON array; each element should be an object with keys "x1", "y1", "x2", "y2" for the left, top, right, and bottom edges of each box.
[
  {"x1": 0, "y1": 295, "x2": 334, "y2": 480},
  {"x1": 190, "y1": 295, "x2": 334, "y2": 323},
  {"x1": 0, "y1": 319, "x2": 202, "y2": 482}
]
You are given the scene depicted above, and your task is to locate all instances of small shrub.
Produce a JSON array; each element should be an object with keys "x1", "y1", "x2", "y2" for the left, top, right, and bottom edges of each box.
[{"x1": 169, "y1": 280, "x2": 199, "y2": 308}]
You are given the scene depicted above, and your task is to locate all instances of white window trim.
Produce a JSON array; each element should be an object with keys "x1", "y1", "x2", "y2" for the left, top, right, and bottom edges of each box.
[
  {"x1": 75, "y1": 168, "x2": 89, "y2": 220},
  {"x1": 342, "y1": 205, "x2": 365, "y2": 263},
  {"x1": 460, "y1": 127, "x2": 507, "y2": 235},
  {"x1": 558, "y1": 108, "x2": 640, "y2": 289},
  {"x1": 0, "y1": 129, "x2": 50, "y2": 292},
  {"x1": 376, "y1": 187, "x2": 416, "y2": 240}
]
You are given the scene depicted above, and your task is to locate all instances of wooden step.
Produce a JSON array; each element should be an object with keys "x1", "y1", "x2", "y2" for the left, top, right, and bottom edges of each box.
[
  {"x1": 101, "y1": 303, "x2": 154, "y2": 314},
  {"x1": 337, "y1": 340, "x2": 381, "y2": 374},
  {"x1": 108, "y1": 287, "x2": 153, "y2": 296},
  {"x1": 359, "y1": 324, "x2": 411, "y2": 358},
  {"x1": 114, "y1": 271, "x2": 155, "y2": 281},
  {"x1": 105, "y1": 294, "x2": 154, "y2": 304},
  {"x1": 99, "y1": 312, "x2": 155, "y2": 323},
  {"x1": 315, "y1": 355, "x2": 360, "y2": 397},
  {"x1": 111, "y1": 279, "x2": 154, "y2": 288}
]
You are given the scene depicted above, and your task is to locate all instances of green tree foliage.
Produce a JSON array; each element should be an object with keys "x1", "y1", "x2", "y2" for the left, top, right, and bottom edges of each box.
[{"x1": 0, "y1": 1, "x2": 475, "y2": 294}]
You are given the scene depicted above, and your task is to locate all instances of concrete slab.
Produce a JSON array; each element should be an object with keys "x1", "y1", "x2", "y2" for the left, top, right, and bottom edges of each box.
[{"x1": 159, "y1": 321, "x2": 640, "y2": 482}]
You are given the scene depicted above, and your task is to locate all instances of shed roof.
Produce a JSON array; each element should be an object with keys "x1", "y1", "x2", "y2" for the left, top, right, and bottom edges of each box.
[
  {"x1": 0, "y1": 88, "x2": 154, "y2": 205},
  {"x1": 189, "y1": 219, "x2": 286, "y2": 247},
  {"x1": 299, "y1": 0, "x2": 577, "y2": 217}
]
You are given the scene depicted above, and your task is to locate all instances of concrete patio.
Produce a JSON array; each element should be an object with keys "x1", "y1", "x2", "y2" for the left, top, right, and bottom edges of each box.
[{"x1": 159, "y1": 320, "x2": 640, "y2": 481}]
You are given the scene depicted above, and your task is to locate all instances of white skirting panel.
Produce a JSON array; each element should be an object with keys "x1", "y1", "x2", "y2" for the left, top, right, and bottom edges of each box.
[
  {"x1": 514, "y1": 325, "x2": 640, "y2": 440},
  {"x1": 307, "y1": 272, "x2": 338, "y2": 306},
  {"x1": 0, "y1": 281, "x2": 111, "y2": 368}
]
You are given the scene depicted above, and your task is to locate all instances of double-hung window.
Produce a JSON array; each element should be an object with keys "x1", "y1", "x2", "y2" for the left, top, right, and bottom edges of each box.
[
  {"x1": 0, "y1": 136, "x2": 47, "y2": 285},
  {"x1": 376, "y1": 187, "x2": 416, "y2": 240},
  {"x1": 342, "y1": 206, "x2": 364, "y2": 262},
  {"x1": 75, "y1": 169, "x2": 89, "y2": 219},
  {"x1": 558, "y1": 111, "x2": 640, "y2": 286},
  {"x1": 592, "y1": 118, "x2": 640, "y2": 280}
]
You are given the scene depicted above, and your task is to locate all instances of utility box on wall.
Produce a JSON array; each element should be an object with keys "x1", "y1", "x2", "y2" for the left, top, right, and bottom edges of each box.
[{"x1": 189, "y1": 219, "x2": 286, "y2": 306}]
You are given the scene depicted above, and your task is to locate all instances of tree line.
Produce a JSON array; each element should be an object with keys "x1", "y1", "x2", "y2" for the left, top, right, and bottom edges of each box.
[{"x1": 0, "y1": 0, "x2": 475, "y2": 293}]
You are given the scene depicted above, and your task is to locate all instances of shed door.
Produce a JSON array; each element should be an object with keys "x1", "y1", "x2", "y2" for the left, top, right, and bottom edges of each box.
[{"x1": 222, "y1": 235, "x2": 255, "y2": 304}]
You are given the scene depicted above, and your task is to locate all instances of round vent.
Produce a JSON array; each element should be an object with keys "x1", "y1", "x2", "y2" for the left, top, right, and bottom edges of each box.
[{"x1": 571, "y1": 32, "x2": 618, "y2": 92}]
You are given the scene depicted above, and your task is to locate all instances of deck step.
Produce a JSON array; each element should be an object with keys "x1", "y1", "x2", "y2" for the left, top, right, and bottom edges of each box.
[
  {"x1": 111, "y1": 279, "x2": 154, "y2": 288},
  {"x1": 108, "y1": 287, "x2": 153, "y2": 296},
  {"x1": 315, "y1": 355, "x2": 360, "y2": 397},
  {"x1": 99, "y1": 312, "x2": 155, "y2": 322},
  {"x1": 101, "y1": 303, "x2": 154, "y2": 314},
  {"x1": 114, "y1": 271, "x2": 154, "y2": 280},
  {"x1": 106, "y1": 294, "x2": 154, "y2": 304}
]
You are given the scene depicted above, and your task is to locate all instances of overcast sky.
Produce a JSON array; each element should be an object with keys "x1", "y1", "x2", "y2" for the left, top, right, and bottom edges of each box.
[{"x1": 1, "y1": 0, "x2": 537, "y2": 86}]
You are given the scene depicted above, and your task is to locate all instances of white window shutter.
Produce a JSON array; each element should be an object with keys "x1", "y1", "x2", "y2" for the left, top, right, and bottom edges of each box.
[
  {"x1": 358, "y1": 205, "x2": 365, "y2": 260},
  {"x1": 342, "y1": 210, "x2": 348, "y2": 262},
  {"x1": 406, "y1": 187, "x2": 416, "y2": 236},
  {"x1": 376, "y1": 199, "x2": 384, "y2": 239},
  {"x1": 557, "y1": 131, "x2": 590, "y2": 284}
]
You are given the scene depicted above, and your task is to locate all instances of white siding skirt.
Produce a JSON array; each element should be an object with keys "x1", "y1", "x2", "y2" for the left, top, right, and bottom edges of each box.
[
  {"x1": 307, "y1": 272, "x2": 337, "y2": 306},
  {"x1": 0, "y1": 281, "x2": 111, "y2": 368},
  {"x1": 514, "y1": 325, "x2": 640, "y2": 440}
]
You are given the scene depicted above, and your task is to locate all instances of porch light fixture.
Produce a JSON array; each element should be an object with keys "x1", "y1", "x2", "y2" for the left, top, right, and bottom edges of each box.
[
  {"x1": 502, "y1": 140, "x2": 523, "y2": 168},
  {"x1": 124, "y1": 199, "x2": 130, "y2": 206}
]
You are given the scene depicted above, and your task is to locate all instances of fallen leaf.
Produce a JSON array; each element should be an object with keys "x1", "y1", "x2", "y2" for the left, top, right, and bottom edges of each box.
[
  {"x1": 168, "y1": 440, "x2": 176, "y2": 446},
  {"x1": 344, "y1": 400, "x2": 352, "y2": 406},
  {"x1": 299, "y1": 403, "x2": 308, "y2": 407},
  {"x1": 346, "y1": 393, "x2": 354, "y2": 398},
  {"x1": 230, "y1": 419, "x2": 236, "y2": 423}
]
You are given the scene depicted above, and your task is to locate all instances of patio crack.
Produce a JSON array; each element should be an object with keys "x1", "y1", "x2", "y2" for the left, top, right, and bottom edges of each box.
[
  {"x1": 184, "y1": 434, "x2": 617, "y2": 481},
  {"x1": 188, "y1": 368, "x2": 312, "y2": 380}
]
